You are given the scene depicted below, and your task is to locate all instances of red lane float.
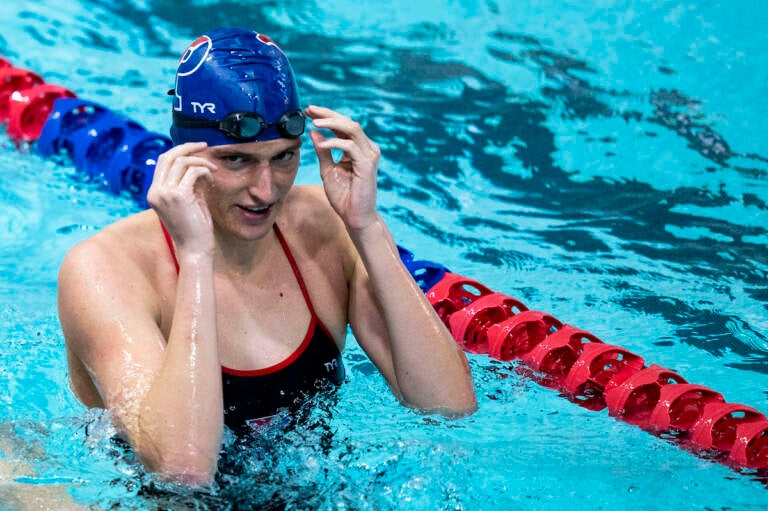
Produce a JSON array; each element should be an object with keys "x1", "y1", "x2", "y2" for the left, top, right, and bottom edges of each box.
[
  {"x1": 423, "y1": 268, "x2": 768, "y2": 473},
  {"x1": 448, "y1": 292, "x2": 527, "y2": 354},
  {"x1": 647, "y1": 383, "x2": 724, "y2": 432},
  {"x1": 731, "y1": 420, "x2": 768, "y2": 469},
  {"x1": 1, "y1": 55, "x2": 768, "y2": 478},
  {"x1": 8, "y1": 84, "x2": 76, "y2": 141},
  {"x1": 519, "y1": 325, "x2": 604, "y2": 389},
  {"x1": 562, "y1": 343, "x2": 645, "y2": 411},
  {"x1": 0, "y1": 67, "x2": 45, "y2": 123},
  {"x1": 426, "y1": 272, "x2": 493, "y2": 327},
  {"x1": 690, "y1": 402, "x2": 765, "y2": 452},
  {"x1": 603, "y1": 364, "x2": 686, "y2": 426},
  {"x1": 487, "y1": 310, "x2": 562, "y2": 361}
]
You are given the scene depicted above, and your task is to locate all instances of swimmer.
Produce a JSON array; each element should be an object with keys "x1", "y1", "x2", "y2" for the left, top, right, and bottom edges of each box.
[{"x1": 58, "y1": 27, "x2": 477, "y2": 484}]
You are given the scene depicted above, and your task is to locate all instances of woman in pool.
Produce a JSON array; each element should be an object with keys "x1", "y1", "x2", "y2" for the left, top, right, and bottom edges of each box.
[{"x1": 57, "y1": 27, "x2": 476, "y2": 484}]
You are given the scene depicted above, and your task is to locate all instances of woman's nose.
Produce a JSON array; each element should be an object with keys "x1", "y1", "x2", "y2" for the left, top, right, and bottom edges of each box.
[{"x1": 246, "y1": 163, "x2": 275, "y2": 202}]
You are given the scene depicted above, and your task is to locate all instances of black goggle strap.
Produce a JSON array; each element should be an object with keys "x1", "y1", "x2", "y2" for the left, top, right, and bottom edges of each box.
[
  {"x1": 172, "y1": 109, "x2": 305, "y2": 140},
  {"x1": 171, "y1": 110, "x2": 220, "y2": 129}
]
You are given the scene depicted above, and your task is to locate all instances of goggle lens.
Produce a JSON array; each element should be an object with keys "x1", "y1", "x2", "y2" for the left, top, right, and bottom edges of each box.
[
  {"x1": 280, "y1": 111, "x2": 306, "y2": 137},
  {"x1": 233, "y1": 114, "x2": 266, "y2": 139}
]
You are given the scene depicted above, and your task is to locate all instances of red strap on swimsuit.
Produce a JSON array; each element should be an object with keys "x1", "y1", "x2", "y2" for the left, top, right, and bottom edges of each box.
[
  {"x1": 160, "y1": 222, "x2": 179, "y2": 274},
  {"x1": 272, "y1": 222, "x2": 319, "y2": 318}
]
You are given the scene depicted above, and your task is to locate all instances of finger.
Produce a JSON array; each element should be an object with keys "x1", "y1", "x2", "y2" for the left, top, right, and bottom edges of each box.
[
  {"x1": 307, "y1": 105, "x2": 375, "y2": 148},
  {"x1": 156, "y1": 142, "x2": 208, "y2": 169},
  {"x1": 165, "y1": 156, "x2": 216, "y2": 187},
  {"x1": 168, "y1": 141, "x2": 209, "y2": 156},
  {"x1": 309, "y1": 130, "x2": 336, "y2": 170},
  {"x1": 148, "y1": 164, "x2": 212, "y2": 212},
  {"x1": 179, "y1": 165, "x2": 213, "y2": 194},
  {"x1": 304, "y1": 104, "x2": 339, "y2": 120},
  {"x1": 310, "y1": 113, "x2": 359, "y2": 137},
  {"x1": 154, "y1": 142, "x2": 210, "y2": 182},
  {"x1": 313, "y1": 118, "x2": 378, "y2": 157},
  {"x1": 313, "y1": 135, "x2": 375, "y2": 172}
]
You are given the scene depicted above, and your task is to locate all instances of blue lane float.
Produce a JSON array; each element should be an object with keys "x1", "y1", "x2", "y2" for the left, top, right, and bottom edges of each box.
[
  {"x1": 2, "y1": 56, "x2": 768, "y2": 475},
  {"x1": 1, "y1": 60, "x2": 171, "y2": 208}
]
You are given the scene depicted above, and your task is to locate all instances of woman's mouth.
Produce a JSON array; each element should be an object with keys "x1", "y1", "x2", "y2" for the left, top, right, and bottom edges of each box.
[{"x1": 237, "y1": 204, "x2": 272, "y2": 220}]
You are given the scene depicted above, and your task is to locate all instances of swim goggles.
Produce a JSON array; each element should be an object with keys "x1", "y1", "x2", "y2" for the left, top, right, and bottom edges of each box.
[{"x1": 171, "y1": 108, "x2": 306, "y2": 141}]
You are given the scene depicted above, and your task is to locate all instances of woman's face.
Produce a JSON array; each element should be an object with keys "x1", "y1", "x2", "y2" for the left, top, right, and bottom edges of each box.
[{"x1": 197, "y1": 137, "x2": 303, "y2": 240}]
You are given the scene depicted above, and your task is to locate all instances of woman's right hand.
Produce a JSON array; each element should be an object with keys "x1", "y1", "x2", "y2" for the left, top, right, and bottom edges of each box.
[{"x1": 147, "y1": 142, "x2": 217, "y2": 256}]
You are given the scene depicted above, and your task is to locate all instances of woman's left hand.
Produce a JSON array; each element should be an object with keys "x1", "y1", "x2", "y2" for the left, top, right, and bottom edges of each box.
[{"x1": 306, "y1": 105, "x2": 381, "y2": 230}]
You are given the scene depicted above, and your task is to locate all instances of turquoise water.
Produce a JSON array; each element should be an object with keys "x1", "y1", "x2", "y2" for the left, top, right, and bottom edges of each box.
[{"x1": 1, "y1": 0, "x2": 767, "y2": 509}]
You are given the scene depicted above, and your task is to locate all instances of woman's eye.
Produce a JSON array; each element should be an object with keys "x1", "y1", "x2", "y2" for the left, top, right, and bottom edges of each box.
[
  {"x1": 221, "y1": 154, "x2": 247, "y2": 168},
  {"x1": 272, "y1": 150, "x2": 296, "y2": 164}
]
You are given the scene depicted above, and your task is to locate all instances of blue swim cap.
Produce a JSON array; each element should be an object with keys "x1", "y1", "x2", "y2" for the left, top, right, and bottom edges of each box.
[{"x1": 169, "y1": 27, "x2": 302, "y2": 146}]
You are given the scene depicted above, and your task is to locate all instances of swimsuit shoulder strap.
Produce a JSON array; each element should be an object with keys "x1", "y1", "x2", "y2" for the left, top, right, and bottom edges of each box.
[
  {"x1": 273, "y1": 223, "x2": 319, "y2": 318},
  {"x1": 160, "y1": 221, "x2": 180, "y2": 274}
]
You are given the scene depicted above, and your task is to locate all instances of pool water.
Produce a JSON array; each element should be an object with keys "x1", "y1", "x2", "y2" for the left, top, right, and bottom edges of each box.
[{"x1": 1, "y1": 0, "x2": 767, "y2": 509}]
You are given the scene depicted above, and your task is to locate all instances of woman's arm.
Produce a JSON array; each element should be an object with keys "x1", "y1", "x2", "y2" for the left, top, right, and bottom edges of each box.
[
  {"x1": 59, "y1": 142, "x2": 223, "y2": 484},
  {"x1": 306, "y1": 105, "x2": 477, "y2": 415},
  {"x1": 348, "y1": 217, "x2": 477, "y2": 414},
  {"x1": 59, "y1": 241, "x2": 221, "y2": 484}
]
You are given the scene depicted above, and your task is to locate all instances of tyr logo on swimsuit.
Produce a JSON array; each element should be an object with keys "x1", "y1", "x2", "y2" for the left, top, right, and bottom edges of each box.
[{"x1": 324, "y1": 359, "x2": 338, "y2": 373}]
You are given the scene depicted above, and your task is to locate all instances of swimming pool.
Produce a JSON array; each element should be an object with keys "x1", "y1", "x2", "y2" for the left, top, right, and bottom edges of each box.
[{"x1": 1, "y1": 0, "x2": 767, "y2": 509}]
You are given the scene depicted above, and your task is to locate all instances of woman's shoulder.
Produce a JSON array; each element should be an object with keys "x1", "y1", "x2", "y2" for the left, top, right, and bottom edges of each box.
[
  {"x1": 284, "y1": 184, "x2": 333, "y2": 212},
  {"x1": 281, "y1": 185, "x2": 345, "y2": 240},
  {"x1": 60, "y1": 209, "x2": 165, "y2": 283},
  {"x1": 279, "y1": 185, "x2": 356, "y2": 272}
]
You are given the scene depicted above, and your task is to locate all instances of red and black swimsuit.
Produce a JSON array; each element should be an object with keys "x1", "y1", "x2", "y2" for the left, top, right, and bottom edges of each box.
[{"x1": 161, "y1": 222, "x2": 345, "y2": 433}]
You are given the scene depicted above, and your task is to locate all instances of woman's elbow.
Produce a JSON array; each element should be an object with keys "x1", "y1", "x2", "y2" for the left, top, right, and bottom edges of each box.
[
  {"x1": 441, "y1": 390, "x2": 479, "y2": 419},
  {"x1": 401, "y1": 385, "x2": 479, "y2": 419},
  {"x1": 137, "y1": 436, "x2": 219, "y2": 486},
  {"x1": 159, "y1": 467, "x2": 216, "y2": 487},
  {"x1": 146, "y1": 455, "x2": 218, "y2": 486}
]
